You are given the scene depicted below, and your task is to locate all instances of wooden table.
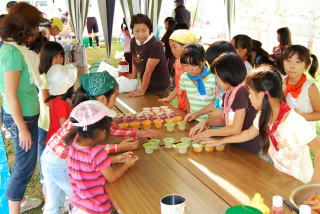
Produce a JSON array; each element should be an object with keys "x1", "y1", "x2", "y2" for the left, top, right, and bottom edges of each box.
[
  {"x1": 110, "y1": 93, "x2": 303, "y2": 213},
  {"x1": 107, "y1": 149, "x2": 229, "y2": 214}
]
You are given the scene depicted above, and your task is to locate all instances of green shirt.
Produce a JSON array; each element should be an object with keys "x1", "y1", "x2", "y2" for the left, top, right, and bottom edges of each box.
[
  {"x1": 180, "y1": 72, "x2": 216, "y2": 121},
  {"x1": 0, "y1": 44, "x2": 39, "y2": 116}
]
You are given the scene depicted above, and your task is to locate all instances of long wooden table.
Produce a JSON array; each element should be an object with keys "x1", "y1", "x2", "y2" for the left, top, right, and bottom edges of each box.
[
  {"x1": 108, "y1": 149, "x2": 229, "y2": 214},
  {"x1": 109, "y1": 93, "x2": 303, "y2": 213}
]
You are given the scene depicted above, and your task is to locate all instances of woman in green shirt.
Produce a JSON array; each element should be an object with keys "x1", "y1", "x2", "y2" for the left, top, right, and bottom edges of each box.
[{"x1": 0, "y1": 2, "x2": 46, "y2": 213}]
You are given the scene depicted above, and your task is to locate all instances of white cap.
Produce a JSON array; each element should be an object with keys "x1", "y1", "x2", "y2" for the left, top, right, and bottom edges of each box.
[
  {"x1": 47, "y1": 64, "x2": 77, "y2": 96},
  {"x1": 272, "y1": 195, "x2": 283, "y2": 208},
  {"x1": 299, "y1": 205, "x2": 311, "y2": 214}
]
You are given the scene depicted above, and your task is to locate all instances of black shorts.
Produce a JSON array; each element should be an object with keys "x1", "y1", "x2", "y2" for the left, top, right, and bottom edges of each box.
[{"x1": 87, "y1": 17, "x2": 99, "y2": 34}]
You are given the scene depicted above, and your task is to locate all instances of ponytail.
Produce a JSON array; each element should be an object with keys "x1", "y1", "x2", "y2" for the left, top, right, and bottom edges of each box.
[
  {"x1": 246, "y1": 66, "x2": 284, "y2": 154},
  {"x1": 308, "y1": 54, "x2": 318, "y2": 78},
  {"x1": 259, "y1": 94, "x2": 272, "y2": 154},
  {"x1": 73, "y1": 86, "x2": 90, "y2": 106}
]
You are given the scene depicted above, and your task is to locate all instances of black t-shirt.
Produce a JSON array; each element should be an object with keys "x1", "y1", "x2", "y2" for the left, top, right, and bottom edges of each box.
[
  {"x1": 131, "y1": 36, "x2": 170, "y2": 92},
  {"x1": 223, "y1": 86, "x2": 262, "y2": 154},
  {"x1": 174, "y1": 5, "x2": 191, "y2": 26}
]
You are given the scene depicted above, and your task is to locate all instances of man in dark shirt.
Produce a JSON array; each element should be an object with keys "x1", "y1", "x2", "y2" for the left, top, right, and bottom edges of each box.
[{"x1": 173, "y1": 0, "x2": 191, "y2": 27}]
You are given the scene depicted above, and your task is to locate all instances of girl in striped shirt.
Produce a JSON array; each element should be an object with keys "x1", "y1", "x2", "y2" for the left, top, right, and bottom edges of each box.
[
  {"x1": 179, "y1": 43, "x2": 216, "y2": 122},
  {"x1": 64, "y1": 101, "x2": 138, "y2": 214}
]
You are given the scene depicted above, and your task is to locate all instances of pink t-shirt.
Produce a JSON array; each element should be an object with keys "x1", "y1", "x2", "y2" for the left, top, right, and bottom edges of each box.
[{"x1": 68, "y1": 143, "x2": 113, "y2": 213}]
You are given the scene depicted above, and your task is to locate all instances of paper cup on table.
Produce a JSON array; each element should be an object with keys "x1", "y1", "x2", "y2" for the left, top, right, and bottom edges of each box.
[
  {"x1": 160, "y1": 194, "x2": 186, "y2": 214},
  {"x1": 143, "y1": 143, "x2": 154, "y2": 154}
]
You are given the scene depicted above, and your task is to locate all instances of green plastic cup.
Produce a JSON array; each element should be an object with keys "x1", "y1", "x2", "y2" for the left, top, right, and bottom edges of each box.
[
  {"x1": 177, "y1": 122, "x2": 186, "y2": 131},
  {"x1": 180, "y1": 137, "x2": 191, "y2": 147},
  {"x1": 148, "y1": 139, "x2": 161, "y2": 149},
  {"x1": 176, "y1": 143, "x2": 189, "y2": 154},
  {"x1": 143, "y1": 143, "x2": 154, "y2": 154},
  {"x1": 225, "y1": 205, "x2": 262, "y2": 214},
  {"x1": 164, "y1": 122, "x2": 175, "y2": 132},
  {"x1": 163, "y1": 138, "x2": 175, "y2": 148}
]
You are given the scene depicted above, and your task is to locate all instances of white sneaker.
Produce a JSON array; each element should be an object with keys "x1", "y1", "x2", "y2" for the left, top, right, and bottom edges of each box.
[
  {"x1": 20, "y1": 197, "x2": 42, "y2": 213},
  {"x1": 5, "y1": 130, "x2": 11, "y2": 138}
]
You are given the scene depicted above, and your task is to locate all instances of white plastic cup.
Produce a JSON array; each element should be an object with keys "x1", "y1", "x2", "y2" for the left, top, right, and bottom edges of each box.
[{"x1": 160, "y1": 194, "x2": 186, "y2": 214}]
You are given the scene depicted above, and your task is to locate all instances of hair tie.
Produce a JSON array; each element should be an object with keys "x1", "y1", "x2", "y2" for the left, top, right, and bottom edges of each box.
[{"x1": 263, "y1": 91, "x2": 270, "y2": 95}]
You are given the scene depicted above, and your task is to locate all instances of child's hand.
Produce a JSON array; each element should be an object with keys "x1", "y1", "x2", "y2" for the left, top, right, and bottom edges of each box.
[
  {"x1": 198, "y1": 138, "x2": 223, "y2": 147},
  {"x1": 137, "y1": 129, "x2": 158, "y2": 138},
  {"x1": 118, "y1": 138, "x2": 139, "y2": 152},
  {"x1": 184, "y1": 113, "x2": 197, "y2": 122},
  {"x1": 113, "y1": 152, "x2": 134, "y2": 164},
  {"x1": 158, "y1": 97, "x2": 171, "y2": 102},
  {"x1": 189, "y1": 120, "x2": 207, "y2": 138},
  {"x1": 192, "y1": 129, "x2": 213, "y2": 142},
  {"x1": 125, "y1": 155, "x2": 139, "y2": 168}
]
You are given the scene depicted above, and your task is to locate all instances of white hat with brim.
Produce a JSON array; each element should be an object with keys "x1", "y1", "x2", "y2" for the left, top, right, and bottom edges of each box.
[{"x1": 47, "y1": 64, "x2": 77, "y2": 96}]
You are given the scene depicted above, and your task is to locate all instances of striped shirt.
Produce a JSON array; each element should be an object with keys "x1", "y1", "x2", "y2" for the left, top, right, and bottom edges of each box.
[
  {"x1": 68, "y1": 143, "x2": 113, "y2": 214},
  {"x1": 47, "y1": 118, "x2": 137, "y2": 159},
  {"x1": 180, "y1": 72, "x2": 216, "y2": 121}
]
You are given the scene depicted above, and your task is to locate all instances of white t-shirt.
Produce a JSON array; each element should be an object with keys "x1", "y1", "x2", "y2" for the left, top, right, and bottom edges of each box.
[
  {"x1": 285, "y1": 80, "x2": 316, "y2": 133},
  {"x1": 244, "y1": 61, "x2": 253, "y2": 74},
  {"x1": 253, "y1": 110, "x2": 316, "y2": 183}
]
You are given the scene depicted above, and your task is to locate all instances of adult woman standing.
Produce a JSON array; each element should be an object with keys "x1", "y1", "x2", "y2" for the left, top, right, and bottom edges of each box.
[
  {"x1": 128, "y1": 14, "x2": 170, "y2": 98},
  {"x1": 0, "y1": 2, "x2": 45, "y2": 213}
]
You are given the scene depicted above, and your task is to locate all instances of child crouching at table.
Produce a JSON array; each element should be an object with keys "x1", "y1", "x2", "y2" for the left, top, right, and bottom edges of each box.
[
  {"x1": 190, "y1": 53, "x2": 263, "y2": 155},
  {"x1": 178, "y1": 43, "x2": 216, "y2": 121},
  {"x1": 65, "y1": 100, "x2": 139, "y2": 214},
  {"x1": 201, "y1": 66, "x2": 320, "y2": 183}
]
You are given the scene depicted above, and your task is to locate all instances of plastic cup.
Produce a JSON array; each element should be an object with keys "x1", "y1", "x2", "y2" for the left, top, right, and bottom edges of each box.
[
  {"x1": 160, "y1": 114, "x2": 167, "y2": 120},
  {"x1": 148, "y1": 114, "x2": 157, "y2": 121},
  {"x1": 173, "y1": 116, "x2": 183, "y2": 123},
  {"x1": 143, "y1": 143, "x2": 154, "y2": 154},
  {"x1": 205, "y1": 145, "x2": 214, "y2": 152},
  {"x1": 163, "y1": 138, "x2": 175, "y2": 148},
  {"x1": 160, "y1": 106, "x2": 169, "y2": 111},
  {"x1": 130, "y1": 121, "x2": 140, "y2": 129},
  {"x1": 137, "y1": 115, "x2": 147, "y2": 122},
  {"x1": 176, "y1": 143, "x2": 189, "y2": 154},
  {"x1": 148, "y1": 139, "x2": 161, "y2": 149},
  {"x1": 192, "y1": 143, "x2": 203, "y2": 152},
  {"x1": 118, "y1": 122, "x2": 129, "y2": 128},
  {"x1": 143, "y1": 107, "x2": 151, "y2": 112},
  {"x1": 180, "y1": 137, "x2": 191, "y2": 147},
  {"x1": 154, "y1": 119, "x2": 163, "y2": 128},
  {"x1": 125, "y1": 116, "x2": 135, "y2": 123},
  {"x1": 142, "y1": 120, "x2": 152, "y2": 129},
  {"x1": 165, "y1": 118, "x2": 174, "y2": 123},
  {"x1": 152, "y1": 107, "x2": 160, "y2": 113},
  {"x1": 164, "y1": 122, "x2": 175, "y2": 132},
  {"x1": 216, "y1": 144, "x2": 225, "y2": 151},
  {"x1": 114, "y1": 117, "x2": 124, "y2": 124},
  {"x1": 160, "y1": 194, "x2": 186, "y2": 214},
  {"x1": 177, "y1": 122, "x2": 186, "y2": 131}
]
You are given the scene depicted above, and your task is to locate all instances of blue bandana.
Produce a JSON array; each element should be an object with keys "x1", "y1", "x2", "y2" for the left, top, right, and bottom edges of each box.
[{"x1": 186, "y1": 66, "x2": 211, "y2": 95}]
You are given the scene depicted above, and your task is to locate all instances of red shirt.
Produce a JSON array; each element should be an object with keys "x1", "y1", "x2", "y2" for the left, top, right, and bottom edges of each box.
[
  {"x1": 45, "y1": 98, "x2": 72, "y2": 144},
  {"x1": 174, "y1": 59, "x2": 187, "y2": 111}
]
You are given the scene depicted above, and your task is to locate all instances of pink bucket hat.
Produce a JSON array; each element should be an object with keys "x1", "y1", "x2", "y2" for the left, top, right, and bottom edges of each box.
[{"x1": 70, "y1": 100, "x2": 116, "y2": 130}]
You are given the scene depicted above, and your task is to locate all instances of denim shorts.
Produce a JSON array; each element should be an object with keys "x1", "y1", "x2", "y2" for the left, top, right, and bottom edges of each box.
[{"x1": 2, "y1": 110, "x2": 39, "y2": 201}]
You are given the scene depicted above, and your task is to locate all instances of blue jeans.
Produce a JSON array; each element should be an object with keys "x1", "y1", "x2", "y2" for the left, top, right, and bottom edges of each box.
[
  {"x1": 2, "y1": 110, "x2": 39, "y2": 201},
  {"x1": 41, "y1": 147, "x2": 72, "y2": 214},
  {"x1": 38, "y1": 128, "x2": 47, "y2": 182}
]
